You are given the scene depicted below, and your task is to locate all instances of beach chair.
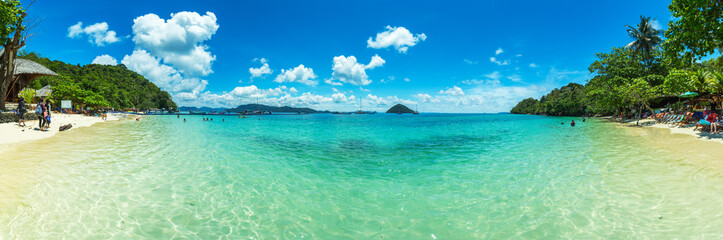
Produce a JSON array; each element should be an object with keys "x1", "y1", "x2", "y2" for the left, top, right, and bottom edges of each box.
[{"x1": 672, "y1": 112, "x2": 691, "y2": 126}]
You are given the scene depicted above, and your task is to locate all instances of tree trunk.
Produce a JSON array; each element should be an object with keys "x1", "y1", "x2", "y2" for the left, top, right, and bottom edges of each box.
[{"x1": 0, "y1": 13, "x2": 26, "y2": 111}]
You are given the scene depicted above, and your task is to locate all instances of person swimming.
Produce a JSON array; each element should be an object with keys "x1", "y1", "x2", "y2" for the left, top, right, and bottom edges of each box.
[
  {"x1": 571, "y1": 120, "x2": 576, "y2": 127},
  {"x1": 582, "y1": 116, "x2": 586, "y2": 122},
  {"x1": 183, "y1": 118, "x2": 187, "y2": 122}
]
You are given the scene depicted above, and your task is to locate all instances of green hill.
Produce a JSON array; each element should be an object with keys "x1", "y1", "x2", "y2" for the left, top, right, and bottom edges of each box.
[
  {"x1": 386, "y1": 104, "x2": 417, "y2": 114},
  {"x1": 510, "y1": 83, "x2": 585, "y2": 116},
  {"x1": 227, "y1": 104, "x2": 321, "y2": 113},
  {"x1": 18, "y1": 52, "x2": 176, "y2": 110}
]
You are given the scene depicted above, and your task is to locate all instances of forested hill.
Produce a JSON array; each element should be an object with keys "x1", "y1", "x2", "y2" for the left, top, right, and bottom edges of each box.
[
  {"x1": 19, "y1": 52, "x2": 176, "y2": 110},
  {"x1": 227, "y1": 104, "x2": 320, "y2": 113},
  {"x1": 510, "y1": 83, "x2": 586, "y2": 116}
]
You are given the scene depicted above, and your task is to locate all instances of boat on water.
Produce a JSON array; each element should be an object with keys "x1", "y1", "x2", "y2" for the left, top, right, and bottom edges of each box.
[{"x1": 354, "y1": 97, "x2": 376, "y2": 114}]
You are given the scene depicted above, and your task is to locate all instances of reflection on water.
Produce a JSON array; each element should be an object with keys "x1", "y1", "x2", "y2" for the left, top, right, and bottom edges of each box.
[{"x1": 0, "y1": 114, "x2": 722, "y2": 239}]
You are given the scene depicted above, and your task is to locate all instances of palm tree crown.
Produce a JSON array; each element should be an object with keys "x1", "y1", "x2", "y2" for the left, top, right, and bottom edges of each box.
[{"x1": 625, "y1": 16, "x2": 663, "y2": 56}]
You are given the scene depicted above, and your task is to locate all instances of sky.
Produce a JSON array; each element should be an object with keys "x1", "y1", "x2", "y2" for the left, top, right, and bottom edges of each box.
[{"x1": 21, "y1": 0, "x2": 674, "y2": 113}]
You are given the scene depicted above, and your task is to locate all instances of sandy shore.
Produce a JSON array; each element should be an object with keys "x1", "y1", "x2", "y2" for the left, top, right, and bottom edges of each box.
[
  {"x1": 0, "y1": 113, "x2": 128, "y2": 148},
  {"x1": 616, "y1": 118, "x2": 723, "y2": 145}
]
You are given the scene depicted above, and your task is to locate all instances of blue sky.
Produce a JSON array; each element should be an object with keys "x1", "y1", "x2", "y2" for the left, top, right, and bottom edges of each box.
[{"x1": 23, "y1": 0, "x2": 673, "y2": 112}]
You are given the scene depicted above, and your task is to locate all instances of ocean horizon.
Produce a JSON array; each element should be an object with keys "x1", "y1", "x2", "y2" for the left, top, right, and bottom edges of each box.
[{"x1": 2, "y1": 114, "x2": 722, "y2": 239}]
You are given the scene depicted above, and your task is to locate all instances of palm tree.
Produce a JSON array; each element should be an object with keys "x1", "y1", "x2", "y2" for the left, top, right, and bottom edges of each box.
[
  {"x1": 704, "y1": 70, "x2": 723, "y2": 93},
  {"x1": 625, "y1": 16, "x2": 663, "y2": 58}
]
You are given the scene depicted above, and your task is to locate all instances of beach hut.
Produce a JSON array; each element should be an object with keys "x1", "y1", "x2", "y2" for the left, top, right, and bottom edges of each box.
[
  {"x1": 36, "y1": 85, "x2": 52, "y2": 97},
  {"x1": 0, "y1": 48, "x2": 58, "y2": 102}
]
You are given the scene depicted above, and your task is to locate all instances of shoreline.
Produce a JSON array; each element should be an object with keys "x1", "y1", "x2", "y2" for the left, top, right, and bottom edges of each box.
[
  {"x1": 0, "y1": 113, "x2": 132, "y2": 153},
  {"x1": 603, "y1": 117, "x2": 723, "y2": 145}
]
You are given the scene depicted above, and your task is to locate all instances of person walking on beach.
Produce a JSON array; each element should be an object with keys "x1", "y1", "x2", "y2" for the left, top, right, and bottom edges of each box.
[
  {"x1": 44, "y1": 99, "x2": 52, "y2": 130},
  {"x1": 17, "y1": 97, "x2": 27, "y2": 127},
  {"x1": 35, "y1": 98, "x2": 45, "y2": 130}
]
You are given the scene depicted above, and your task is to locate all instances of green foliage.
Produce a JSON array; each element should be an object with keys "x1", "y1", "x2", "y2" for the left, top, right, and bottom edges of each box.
[
  {"x1": 0, "y1": 0, "x2": 23, "y2": 45},
  {"x1": 510, "y1": 98, "x2": 539, "y2": 114},
  {"x1": 510, "y1": 83, "x2": 585, "y2": 116},
  {"x1": 663, "y1": 69, "x2": 695, "y2": 95},
  {"x1": 19, "y1": 52, "x2": 176, "y2": 110},
  {"x1": 18, "y1": 87, "x2": 35, "y2": 103},
  {"x1": 625, "y1": 16, "x2": 663, "y2": 57},
  {"x1": 664, "y1": 0, "x2": 723, "y2": 64}
]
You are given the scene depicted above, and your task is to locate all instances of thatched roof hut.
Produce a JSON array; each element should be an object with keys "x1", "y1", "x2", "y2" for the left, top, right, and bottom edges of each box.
[
  {"x1": 1, "y1": 48, "x2": 58, "y2": 102},
  {"x1": 36, "y1": 85, "x2": 52, "y2": 97}
]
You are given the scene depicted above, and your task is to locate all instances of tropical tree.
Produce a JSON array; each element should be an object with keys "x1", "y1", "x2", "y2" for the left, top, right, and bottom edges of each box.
[
  {"x1": 664, "y1": 0, "x2": 723, "y2": 64},
  {"x1": 0, "y1": 0, "x2": 26, "y2": 110},
  {"x1": 18, "y1": 87, "x2": 35, "y2": 103},
  {"x1": 625, "y1": 15, "x2": 663, "y2": 60}
]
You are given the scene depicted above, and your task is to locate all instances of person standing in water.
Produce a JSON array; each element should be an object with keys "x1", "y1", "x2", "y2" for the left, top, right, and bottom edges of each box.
[{"x1": 571, "y1": 120, "x2": 576, "y2": 127}]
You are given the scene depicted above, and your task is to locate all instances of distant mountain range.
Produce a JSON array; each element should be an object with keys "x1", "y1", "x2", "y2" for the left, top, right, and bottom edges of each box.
[
  {"x1": 228, "y1": 104, "x2": 324, "y2": 113},
  {"x1": 179, "y1": 104, "x2": 325, "y2": 113},
  {"x1": 178, "y1": 106, "x2": 228, "y2": 112}
]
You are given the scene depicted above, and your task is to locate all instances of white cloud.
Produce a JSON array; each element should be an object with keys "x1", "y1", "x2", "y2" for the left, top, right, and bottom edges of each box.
[
  {"x1": 67, "y1": 22, "x2": 120, "y2": 46},
  {"x1": 91, "y1": 54, "x2": 117, "y2": 65},
  {"x1": 274, "y1": 64, "x2": 318, "y2": 86},
  {"x1": 330, "y1": 54, "x2": 385, "y2": 86},
  {"x1": 131, "y1": 11, "x2": 219, "y2": 77},
  {"x1": 253, "y1": 57, "x2": 268, "y2": 64},
  {"x1": 516, "y1": 54, "x2": 522, "y2": 57},
  {"x1": 249, "y1": 62, "x2": 272, "y2": 78},
  {"x1": 404, "y1": 78, "x2": 410, "y2": 82},
  {"x1": 495, "y1": 47, "x2": 504, "y2": 55},
  {"x1": 367, "y1": 26, "x2": 426, "y2": 53},
  {"x1": 289, "y1": 87, "x2": 298, "y2": 93},
  {"x1": 650, "y1": 19, "x2": 662, "y2": 30},
  {"x1": 529, "y1": 63, "x2": 538, "y2": 68},
  {"x1": 506, "y1": 74, "x2": 523, "y2": 82},
  {"x1": 439, "y1": 86, "x2": 465, "y2": 96},
  {"x1": 485, "y1": 71, "x2": 503, "y2": 81},
  {"x1": 490, "y1": 57, "x2": 510, "y2": 66},
  {"x1": 121, "y1": 50, "x2": 208, "y2": 99},
  {"x1": 332, "y1": 92, "x2": 348, "y2": 103},
  {"x1": 464, "y1": 59, "x2": 478, "y2": 64},
  {"x1": 414, "y1": 93, "x2": 440, "y2": 103}
]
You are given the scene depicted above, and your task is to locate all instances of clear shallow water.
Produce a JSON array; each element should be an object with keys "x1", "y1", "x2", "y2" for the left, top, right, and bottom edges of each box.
[{"x1": 1, "y1": 114, "x2": 722, "y2": 239}]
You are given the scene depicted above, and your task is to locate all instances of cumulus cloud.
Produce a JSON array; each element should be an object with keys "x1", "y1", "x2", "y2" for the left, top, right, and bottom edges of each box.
[
  {"x1": 404, "y1": 78, "x2": 410, "y2": 82},
  {"x1": 121, "y1": 50, "x2": 208, "y2": 99},
  {"x1": 329, "y1": 54, "x2": 385, "y2": 86},
  {"x1": 249, "y1": 62, "x2": 272, "y2": 78},
  {"x1": 439, "y1": 86, "x2": 465, "y2": 96},
  {"x1": 529, "y1": 63, "x2": 538, "y2": 68},
  {"x1": 67, "y1": 22, "x2": 120, "y2": 46},
  {"x1": 414, "y1": 93, "x2": 440, "y2": 103},
  {"x1": 495, "y1": 47, "x2": 504, "y2": 55},
  {"x1": 91, "y1": 54, "x2": 118, "y2": 65},
  {"x1": 274, "y1": 64, "x2": 318, "y2": 86},
  {"x1": 367, "y1": 26, "x2": 426, "y2": 53},
  {"x1": 464, "y1": 59, "x2": 478, "y2": 64},
  {"x1": 131, "y1": 11, "x2": 219, "y2": 77},
  {"x1": 490, "y1": 57, "x2": 510, "y2": 66}
]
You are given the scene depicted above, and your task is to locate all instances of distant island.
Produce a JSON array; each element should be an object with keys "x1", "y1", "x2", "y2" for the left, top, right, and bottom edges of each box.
[
  {"x1": 386, "y1": 104, "x2": 417, "y2": 114},
  {"x1": 178, "y1": 106, "x2": 228, "y2": 112},
  {"x1": 179, "y1": 104, "x2": 327, "y2": 114}
]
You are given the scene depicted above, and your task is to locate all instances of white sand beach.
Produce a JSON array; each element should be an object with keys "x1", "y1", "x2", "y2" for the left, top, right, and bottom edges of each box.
[
  {"x1": 0, "y1": 113, "x2": 127, "y2": 148},
  {"x1": 618, "y1": 118, "x2": 723, "y2": 145}
]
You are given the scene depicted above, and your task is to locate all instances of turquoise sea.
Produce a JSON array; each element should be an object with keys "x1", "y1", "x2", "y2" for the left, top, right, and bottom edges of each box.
[{"x1": 1, "y1": 114, "x2": 722, "y2": 239}]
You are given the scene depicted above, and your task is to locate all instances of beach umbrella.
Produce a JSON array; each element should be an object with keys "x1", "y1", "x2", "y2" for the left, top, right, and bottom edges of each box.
[{"x1": 680, "y1": 92, "x2": 698, "y2": 98}]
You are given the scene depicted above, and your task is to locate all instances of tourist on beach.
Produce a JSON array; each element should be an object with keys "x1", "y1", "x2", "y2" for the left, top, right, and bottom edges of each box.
[
  {"x1": 17, "y1": 97, "x2": 26, "y2": 127},
  {"x1": 44, "y1": 99, "x2": 52, "y2": 130},
  {"x1": 36, "y1": 98, "x2": 45, "y2": 130}
]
